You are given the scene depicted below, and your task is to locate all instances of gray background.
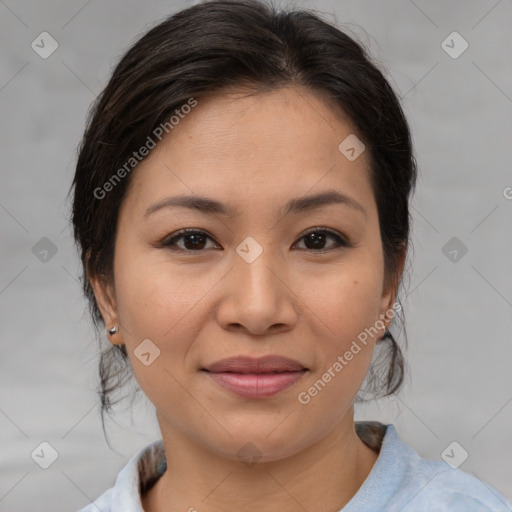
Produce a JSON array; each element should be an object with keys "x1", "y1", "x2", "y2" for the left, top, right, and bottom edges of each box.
[{"x1": 1, "y1": 0, "x2": 511, "y2": 510}]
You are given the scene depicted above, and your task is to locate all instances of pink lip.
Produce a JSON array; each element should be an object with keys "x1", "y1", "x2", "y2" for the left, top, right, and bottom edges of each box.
[{"x1": 202, "y1": 355, "x2": 308, "y2": 398}]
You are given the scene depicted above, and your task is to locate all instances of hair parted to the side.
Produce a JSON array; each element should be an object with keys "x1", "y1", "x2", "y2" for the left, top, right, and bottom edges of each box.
[{"x1": 68, "y1": 0, "x2": 417, "y2": 443}]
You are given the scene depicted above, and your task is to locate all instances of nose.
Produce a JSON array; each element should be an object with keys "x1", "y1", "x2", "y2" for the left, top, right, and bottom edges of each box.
[{"x1": 215, "y1": 247, "x2": 298, "y2": 336}]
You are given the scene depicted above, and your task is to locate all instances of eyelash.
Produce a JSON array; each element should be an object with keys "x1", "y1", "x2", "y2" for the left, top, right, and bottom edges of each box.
[{"x1": 159, "y1": 227, "x2": 351, "y2": 254}]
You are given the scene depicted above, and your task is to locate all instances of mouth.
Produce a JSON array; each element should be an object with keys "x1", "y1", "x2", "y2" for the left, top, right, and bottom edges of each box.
[
  {"x1": 203, "y1": 355, "x2": 307, "y2": 373},
  {"x1": 201, "y1": 355, "x2": 309, "y2": 398}
]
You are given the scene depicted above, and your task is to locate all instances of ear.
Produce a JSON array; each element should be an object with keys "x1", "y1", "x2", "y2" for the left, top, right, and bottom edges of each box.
[
  {"x1": 87, "y1": 260, "x2": 124, "y2": 346},
  {"x1": 378, "y1": 248, "x2": 406, "y2": 333}
]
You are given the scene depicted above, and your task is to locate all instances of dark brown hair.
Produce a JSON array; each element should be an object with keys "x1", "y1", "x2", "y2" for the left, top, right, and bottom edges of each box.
[{"x1": 68, "y1": 0, "x2": 416, "y2": 439}]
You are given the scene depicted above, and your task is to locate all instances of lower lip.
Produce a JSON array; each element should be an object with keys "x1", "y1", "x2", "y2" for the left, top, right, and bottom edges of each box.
[{"x1": 204, "y1": 370, "x2": 307, "y2": 398}]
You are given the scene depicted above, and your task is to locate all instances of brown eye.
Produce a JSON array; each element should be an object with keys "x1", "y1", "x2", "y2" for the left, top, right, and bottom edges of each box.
[
  {"x1": 159, "y1": 227, "x2": 349, "y2": 254},
  {"x1": 162, "y1": 229, "x2": 220, "y2": 252},
  {"x1": 294, "y1": 228, "x2": 349, "y2": 252}
]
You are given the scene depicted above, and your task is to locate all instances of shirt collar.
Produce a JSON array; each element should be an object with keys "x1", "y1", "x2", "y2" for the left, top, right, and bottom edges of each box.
[
  {"x1": 110, "y1": 439, "x2": 166, "y2": 511},
  {"x1": 109, "y1": 423, "x2": 395, "y2": 511}
]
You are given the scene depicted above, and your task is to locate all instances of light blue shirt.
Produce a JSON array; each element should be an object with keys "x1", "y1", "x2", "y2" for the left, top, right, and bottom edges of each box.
[{"x1": 77, "y1": 424, "x2": 512, "y2": 511}]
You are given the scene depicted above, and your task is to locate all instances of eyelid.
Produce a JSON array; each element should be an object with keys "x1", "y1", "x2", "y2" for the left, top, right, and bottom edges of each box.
[
  {"x1": 159, "y1": 226, "x2": 350, "y2": 252},
  {"x1": 299, "y1": 226, "x2": 345, "y2": 239},
  {"x1": 292, "y1": 226, "x2": 350, "y2": 251},
  {"x1": 162, "y1": 228, "x2": 221, "y2": 250}
]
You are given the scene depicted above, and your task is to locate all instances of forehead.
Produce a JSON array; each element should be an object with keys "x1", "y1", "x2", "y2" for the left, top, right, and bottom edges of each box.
[
  {"x1": 163, "y1": 86, "x2": 359, "y2": 161},
  {"x1": 122, "y1": 86, "x2": 373, "y2": 216}
]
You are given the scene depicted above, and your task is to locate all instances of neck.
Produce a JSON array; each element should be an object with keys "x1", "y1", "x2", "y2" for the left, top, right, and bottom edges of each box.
[{"x1": 142, "y1": 410, "x2": 380, "y2": 512}]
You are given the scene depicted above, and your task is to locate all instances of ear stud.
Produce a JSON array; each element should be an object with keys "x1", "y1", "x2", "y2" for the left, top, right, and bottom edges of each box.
[{"x1": 108, "y1": 325, "x2": 118, "y2": 336}]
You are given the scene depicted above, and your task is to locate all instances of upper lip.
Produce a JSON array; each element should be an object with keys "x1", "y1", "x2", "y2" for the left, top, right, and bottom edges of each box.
[{"x1": 203, "y1": 355, "x2": 307, "y2": 373}]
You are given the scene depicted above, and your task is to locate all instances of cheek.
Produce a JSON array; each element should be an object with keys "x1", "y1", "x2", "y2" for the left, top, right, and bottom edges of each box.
[
  {"x1": 113, "y1": 244, "x2": 205, "y2": 340},
  {"x1": 296, "y1": 270, "x2": 381, "y2": 420},
  {"x1": 305, "y1": 257, "x2": 385, "y2": 342},
  {"x1": 111, "y1": 253, "x2": 199, "y2": 416},
  {"x1": 303, "y1": 251, "x2": 384, "y2": 400},
  {"x1": 111, "y1": 249, "x2": 221, "y2": 393}
]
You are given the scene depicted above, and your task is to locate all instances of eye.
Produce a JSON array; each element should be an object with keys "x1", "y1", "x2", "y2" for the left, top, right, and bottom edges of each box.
[
  {"x1": 293, "y1": 227, "x2": 349, "y2": 252},
  {"x1": 158, "y1": 227, "x2": 350, "y2": 254},
  {"x1": 161, "y1": 228, "x2": 220, "y2": 252}
]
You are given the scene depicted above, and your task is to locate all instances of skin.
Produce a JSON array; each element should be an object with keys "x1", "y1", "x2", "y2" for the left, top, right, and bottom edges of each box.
[{"x1": 90, "y1": 86, "x2": 404, "y2": 512}]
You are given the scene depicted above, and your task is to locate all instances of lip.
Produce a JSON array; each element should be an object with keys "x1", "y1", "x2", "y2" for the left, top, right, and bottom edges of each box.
[
  {"x1": 202, "y1": 355, "x2": 308, "y2": 399},
  {"x1": 203, "y1": 355, "x2": 307, "y2": 373}
]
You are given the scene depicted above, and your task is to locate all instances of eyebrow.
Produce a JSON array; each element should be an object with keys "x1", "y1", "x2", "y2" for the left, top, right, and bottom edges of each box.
[{"x1": 144, "y1": 190, "x2": 367, "y2": 219}]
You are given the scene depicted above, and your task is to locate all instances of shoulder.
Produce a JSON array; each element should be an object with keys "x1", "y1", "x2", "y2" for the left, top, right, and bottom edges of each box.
[
  {"x1": 75, "y1": 439, "x2": 166, "y2": 512},
  {"x1": 397, "y1": 454, "x2": 511, "y2": 511},
  {"x1": 76, "y1": 487, "x2": 114, "y2": 512},
  {"x1": 384, "y1": 425, "x2": 512, "y2": 511},
  {"x1": 350, "y1": 422, "x2": 512, "y2": 511}
]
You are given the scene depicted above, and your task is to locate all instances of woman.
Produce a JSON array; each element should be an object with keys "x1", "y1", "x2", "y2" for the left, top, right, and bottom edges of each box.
[{"x1": 70, "y1": 1, "x2": 512, "y2": 510}]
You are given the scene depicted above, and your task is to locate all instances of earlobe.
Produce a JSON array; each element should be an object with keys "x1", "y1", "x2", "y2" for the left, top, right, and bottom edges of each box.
[
  {"x1": 88, "y1": 272, "x2": 124, "y2": 345},
  {"x1": 377, "y1": 291, "x2": 397, "y2": 343},
  {"x1": 379, "y1": 248, "x2": 406, "y2": 336}
]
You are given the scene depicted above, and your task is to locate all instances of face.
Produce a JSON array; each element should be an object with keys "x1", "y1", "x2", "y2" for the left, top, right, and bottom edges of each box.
[{"x1": 91, "y1": 86, "x2": 399, "y2": 462}]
